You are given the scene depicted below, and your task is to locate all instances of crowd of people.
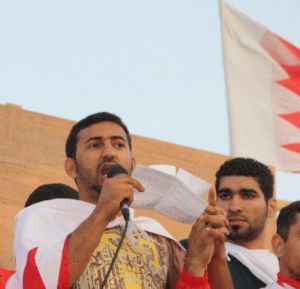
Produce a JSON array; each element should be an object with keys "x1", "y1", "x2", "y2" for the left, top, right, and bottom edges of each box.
[{"x1": 1, "y1": 112, "x2": 299, "y2": 289}]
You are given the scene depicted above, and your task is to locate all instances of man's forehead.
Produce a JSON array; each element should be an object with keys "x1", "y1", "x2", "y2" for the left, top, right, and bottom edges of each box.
[
  {"x1": 77, "y1": 121, "x2": 128, "y2": 142},
  {"x1": 218, "y1": 175, "x2": 261, "y2": 191},
  {"x1": 289, "y1": 214, "x2": 300, "y2": 234},
  {"x1": 294, "y1": 213, "x2": 300, "y2": 225}
]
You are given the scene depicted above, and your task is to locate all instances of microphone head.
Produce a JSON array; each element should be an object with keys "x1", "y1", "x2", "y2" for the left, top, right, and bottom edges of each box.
[{"x1": 107, "y1": 164, "x2": 128, "y2": 178}]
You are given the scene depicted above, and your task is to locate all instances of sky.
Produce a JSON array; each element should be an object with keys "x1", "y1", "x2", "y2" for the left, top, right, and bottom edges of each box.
[{"x1": 0, "y1": 0, "x2": 299, "y2": 202}]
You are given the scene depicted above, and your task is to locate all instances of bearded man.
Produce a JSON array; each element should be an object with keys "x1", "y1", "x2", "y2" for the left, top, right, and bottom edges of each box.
[{"x1": 215, "y1": 157, "x2": 279, "y2": 289}]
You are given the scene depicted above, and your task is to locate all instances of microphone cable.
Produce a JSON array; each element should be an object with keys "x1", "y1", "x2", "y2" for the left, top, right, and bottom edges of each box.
[
  {"x1": 99, "y1": 218, "x2": 129, "y2": 289},
  {"x1": 99, "y1": 164, "x2": 131, "y2": 288}
]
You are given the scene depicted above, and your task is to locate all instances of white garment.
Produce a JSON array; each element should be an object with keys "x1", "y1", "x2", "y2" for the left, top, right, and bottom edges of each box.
[
  {"x1": 226, "y1": 242, "x2": 279, "y2": 285},
  {"x1": 263, "y1": 282, "x2": 295, "y2": 289},
  {"x1": 7, "y1": 199, "x2": 182, "y2": 289}
]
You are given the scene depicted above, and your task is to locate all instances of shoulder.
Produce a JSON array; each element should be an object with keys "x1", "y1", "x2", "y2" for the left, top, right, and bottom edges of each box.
[{"x1": 14, "y1": 199, "x2": 95, "y2": 247}]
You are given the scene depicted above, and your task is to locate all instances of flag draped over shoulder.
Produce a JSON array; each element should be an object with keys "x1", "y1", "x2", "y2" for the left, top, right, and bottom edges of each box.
[
  {"x1": 220, "y1": 0, "x2": 300, "y2": 172},
  {"x1": 225, "y1": 243, "x2": 278, "y2": 285},
  {"x1": 7, "y1": 199, "x2": 180, "y2": 289}
]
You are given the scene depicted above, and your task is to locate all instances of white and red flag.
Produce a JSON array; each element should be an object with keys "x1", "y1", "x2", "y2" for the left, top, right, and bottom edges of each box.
[
  {"x1": 220, "y1": 0, "x2": 300, "y2": 172},
  {"x1": 6, "y1": 199, "x2": 179, "y2": 289}
]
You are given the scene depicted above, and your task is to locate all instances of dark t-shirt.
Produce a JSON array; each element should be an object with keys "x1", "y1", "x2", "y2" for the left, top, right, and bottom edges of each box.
[
  {"x1": 179, "y1": 239, "x2": 267, "y2": 289},
  {"x1": 228, "y1": 255, "x2": 266, "y2": 289}
]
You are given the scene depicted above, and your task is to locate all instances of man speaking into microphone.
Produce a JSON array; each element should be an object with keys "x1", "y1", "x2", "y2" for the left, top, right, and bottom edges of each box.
[{"x1": 10, "y1": 112, "x2": 232, "y2": 289}]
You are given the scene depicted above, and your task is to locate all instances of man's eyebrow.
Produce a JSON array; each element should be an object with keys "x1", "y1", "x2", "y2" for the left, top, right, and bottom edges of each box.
[
  {"x1": 111, "y1": 135, "x2": 127, "y2": 142},
  {"x1": 85, "y1": 136, "x2": 102, "y2": 144},
  {"x1": 85, "y1": 135, "x2": 127, "y2": 144},
  {"x1": 240, "y1": 188, "x2": 258, "y2": 194},
  {"x1": 217, "y1": 188, "x2": 232, "y2": 194}
]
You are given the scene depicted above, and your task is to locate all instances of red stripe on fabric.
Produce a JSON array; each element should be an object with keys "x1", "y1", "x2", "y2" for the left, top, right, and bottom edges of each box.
[
  {"x1": 23, "y1": 247, "x2": 46, "y2": 289},
  {"x1": 281, "y1": 143, "x2": 300, "y2": 154},
  {"x1": 57, "y1": 236, "x2": 70, "y2": 289},
  {"x1": 278, "y1": 111, "x2": 300, "y2": 128},
  {"x1": 277, "y1": 272, "x2": 300, "y2": 289},
  {"x1": 280, "y1": 64, "x2": 300, "y2": 78},
  {"x1": 277, "y1": 36, "x2": 300, "y2": 60},
  {"x1": 176, "y1": 266, "x2": 210, "y2": 289},
  {"x1": 0, "y1": 268, "x2": 15, "y2": 289},
  {"x1": 277, "y1": 78, "x2": 300, "y2": 96}
]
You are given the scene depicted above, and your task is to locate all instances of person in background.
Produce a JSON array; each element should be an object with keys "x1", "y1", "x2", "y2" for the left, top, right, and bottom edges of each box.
[
  {"x1": 263, "y1": 201, "x2": 300, "y2": 289},
  {"x1": 181, "y1": 157, "x2": 278, "y2": 289},
  {"x1": 24, "y1": 183, "x2": 79, "y2": 207},
  {"x1": 215, "y1": 157, "x2": 278, "y2": 289}
]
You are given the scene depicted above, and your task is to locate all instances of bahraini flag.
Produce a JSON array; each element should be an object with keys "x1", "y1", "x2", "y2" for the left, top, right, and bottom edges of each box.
[
  {"x1": 6, "y1": 199, "x2": 179, "y2": 289},
  {"x1": 220, "y1": 0, "x2": 300, "y2": 172}
]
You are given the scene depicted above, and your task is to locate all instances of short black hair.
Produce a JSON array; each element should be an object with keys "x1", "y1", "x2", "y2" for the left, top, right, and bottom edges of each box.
[
  {"x1": 277, "y1": 201, "x2": 300, "y2": 241},
  {"x1": 65, "y1": 112, "x2": 132, "y2": 159},
  {"x1": 25, "y1": 183, "x2": 79, "y2": 207},
  {"x1": 215, "y1": 157, "x2": 274, "y2": 202}
]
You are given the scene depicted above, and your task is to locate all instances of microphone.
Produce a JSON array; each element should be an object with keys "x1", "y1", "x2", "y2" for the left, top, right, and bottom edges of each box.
[{"x1": 107, "y1": 164, "x2": 130, "y2": 221}]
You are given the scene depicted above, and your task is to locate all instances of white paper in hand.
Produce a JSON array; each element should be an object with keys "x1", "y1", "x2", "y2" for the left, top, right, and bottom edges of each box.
[{"x1": 132, "y1": 165, "x2": 209, "y2": 223}]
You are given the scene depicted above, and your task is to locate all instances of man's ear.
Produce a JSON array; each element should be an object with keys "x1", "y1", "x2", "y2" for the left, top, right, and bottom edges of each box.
[
  {"x1": 65, "y1": 158, "x2": 77, "y2": 179},
  {"x1": 272, "y1": 234, "x2": 285, "y2": 257},
  {"x1": 267, "y1": 198, "x2": 277, "y2": 219}
]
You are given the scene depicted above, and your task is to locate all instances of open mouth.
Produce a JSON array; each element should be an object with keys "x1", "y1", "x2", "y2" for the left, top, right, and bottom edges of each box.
[{"x1": 99, "y1": 163, "x2": 115, "y2": 177}]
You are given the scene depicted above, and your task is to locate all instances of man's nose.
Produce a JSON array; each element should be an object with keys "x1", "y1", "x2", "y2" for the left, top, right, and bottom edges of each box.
[
  {"x1": 101, "y1": 144, "x2": 117, "y2": 159},
  {"x1": 228, "y1": 196, "x2": 243, "y2": 213}
]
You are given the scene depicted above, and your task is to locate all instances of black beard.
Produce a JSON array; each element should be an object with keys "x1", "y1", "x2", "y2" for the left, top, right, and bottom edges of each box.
[
  {"x1": 90, "y1": 183, "x2": 102, "y2": 197},
  {"x1": 228, "y1": 225, "x2": 263, "y2": 242},
  {"x1": 226, "y1": 207, "x2": 268, "y2": 243},
  {"x1": 227, "y1": 218, "x2": 267, "y2": 242},
  {"x1": 75, "y1": 160, "x2": 103, "y2": 198}
]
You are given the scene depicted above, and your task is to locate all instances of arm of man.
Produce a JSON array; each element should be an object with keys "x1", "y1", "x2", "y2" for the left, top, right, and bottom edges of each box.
[
  {"x1": 175, "y1": 187, "x2": 233, "y2": 289},
  {"x1": 67, "y1": 208, "x2": 109, "y2": 286},
  {"x1": 68, "y1": 174, "x2": 145, "y2": 286},
  {"x1": 207, "y1": 243, "x2": 233, "y2": 289},
  {"x1": 175, "y1": 215, "x2": 213, "y2": 289},
  {"x1": 206, "y1": 188, "x2": 233, "y2": 289},
  {"x1": 175, "y1": 213, "x2": 221, "y2": 289}
]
